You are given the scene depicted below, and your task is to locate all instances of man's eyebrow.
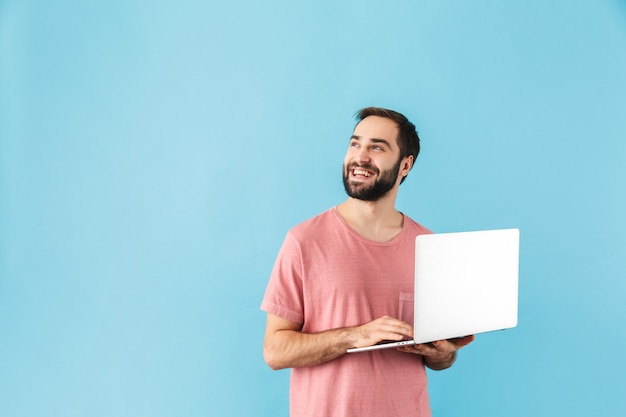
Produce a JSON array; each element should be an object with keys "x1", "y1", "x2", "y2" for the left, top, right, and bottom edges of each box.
[
  {"x1": 371, "y1": 138, "x2": 393, "y2": 148},
  {"x1": 350, "y1": 135, "x2": 393, "y2": 148}
]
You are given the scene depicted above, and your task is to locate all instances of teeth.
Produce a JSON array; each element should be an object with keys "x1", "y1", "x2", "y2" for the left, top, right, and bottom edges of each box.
[{"x1": 354, "y1": 169, "x2": 372, "y2": 177}]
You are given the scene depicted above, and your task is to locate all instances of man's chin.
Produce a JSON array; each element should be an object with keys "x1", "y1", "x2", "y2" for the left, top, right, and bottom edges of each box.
[
  {"x1": 343, "y1": 176, "x2": 394, "y2": 201},
  {"x1": 346, "y1": 188, "x2": 385, "y2": 202}
]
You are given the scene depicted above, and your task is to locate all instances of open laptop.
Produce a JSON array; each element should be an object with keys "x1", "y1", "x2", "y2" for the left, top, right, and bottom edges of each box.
[{"x1": 347, "y1": 228, "x2": 519, "y2": 353}]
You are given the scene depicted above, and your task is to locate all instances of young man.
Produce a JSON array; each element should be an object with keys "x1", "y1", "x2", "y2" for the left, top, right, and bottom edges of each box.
[{"x1": 261, "y1": 107, "x2": 474, "y2": 416}]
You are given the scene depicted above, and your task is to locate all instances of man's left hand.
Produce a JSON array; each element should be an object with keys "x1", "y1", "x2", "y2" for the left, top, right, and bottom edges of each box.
[{"x1": 397, "y1": 335, "x2": 475, "y2": 370}]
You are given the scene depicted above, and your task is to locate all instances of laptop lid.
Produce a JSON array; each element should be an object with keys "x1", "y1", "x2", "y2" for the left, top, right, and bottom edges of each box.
[
  {"x1": 412, "y1": 228, "x2": 519, "y2": 344},
  {"x1": 347, "y1": 228, "x2": 519, "y2": 353}
]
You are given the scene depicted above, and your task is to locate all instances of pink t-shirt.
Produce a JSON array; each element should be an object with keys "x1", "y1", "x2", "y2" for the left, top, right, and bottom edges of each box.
[{"x1": 261, "y1": 207, "x2": 433, "y2": 417}]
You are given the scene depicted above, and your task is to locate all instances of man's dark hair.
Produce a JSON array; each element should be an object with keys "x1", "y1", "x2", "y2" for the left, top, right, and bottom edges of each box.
[{"x1": 355, "y1": 107, "x2": 420, "y2": 184}]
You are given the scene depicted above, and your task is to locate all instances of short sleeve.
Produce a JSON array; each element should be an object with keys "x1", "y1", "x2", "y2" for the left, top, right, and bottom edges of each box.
[{"x1": 260, "y1": 231, "x2": 305, "y2": 324}]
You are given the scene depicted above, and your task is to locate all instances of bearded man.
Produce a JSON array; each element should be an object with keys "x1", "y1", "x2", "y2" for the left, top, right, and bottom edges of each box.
[{"x1": 261, "y1": 107, "x2": 473, "y2": 417}]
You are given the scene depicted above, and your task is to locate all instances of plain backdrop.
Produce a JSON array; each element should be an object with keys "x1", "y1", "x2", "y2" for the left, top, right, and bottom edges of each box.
[{"x1": 1, "y1": 1, "x2": 625, "y2": 416}]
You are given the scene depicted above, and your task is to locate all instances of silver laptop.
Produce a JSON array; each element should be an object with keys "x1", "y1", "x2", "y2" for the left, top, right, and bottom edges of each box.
[{"x1": 347, "y1": 228, "x2": 519, "y2": 353}]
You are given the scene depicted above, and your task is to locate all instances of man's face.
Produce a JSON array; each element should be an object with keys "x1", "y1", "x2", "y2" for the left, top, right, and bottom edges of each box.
[{"x1": 342, "y1": 116, "x2": 404, "y2": 201}]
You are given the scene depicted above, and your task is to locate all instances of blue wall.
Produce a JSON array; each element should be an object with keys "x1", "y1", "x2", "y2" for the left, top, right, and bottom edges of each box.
[{"x1": 1, "y1": 1, "x2": 625, "y2": 416}]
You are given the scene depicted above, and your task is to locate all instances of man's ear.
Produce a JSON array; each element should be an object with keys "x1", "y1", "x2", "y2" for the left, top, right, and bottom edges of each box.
[
  {"x1": 401, "y1": 155, "x2": 414, "y2": 176},
  {"x1": 397, "y1": 155, "x2": 414, "y2": 185}
]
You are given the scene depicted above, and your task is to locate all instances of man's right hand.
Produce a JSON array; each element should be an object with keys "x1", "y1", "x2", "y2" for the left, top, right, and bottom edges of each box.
[
  {"x1": 350, "y1": 315, "x2": 414, "y2": 349},
  {"x1": 263, "y1": 314, "x2": 413, "y2": 370}
]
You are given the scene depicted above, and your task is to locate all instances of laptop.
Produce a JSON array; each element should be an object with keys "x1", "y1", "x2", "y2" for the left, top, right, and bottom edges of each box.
[{"x1": 347, "y1": 228, "x2": 519, "y2": 353}]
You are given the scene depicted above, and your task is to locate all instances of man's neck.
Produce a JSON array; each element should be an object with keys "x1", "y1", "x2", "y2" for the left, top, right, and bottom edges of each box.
[{"x1": 337, "y1": 196, "x2": 404, "y2": 242}]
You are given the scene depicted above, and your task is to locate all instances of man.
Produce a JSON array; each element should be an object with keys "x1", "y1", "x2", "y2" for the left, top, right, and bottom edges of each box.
[{"x1": 261, "y1": 107, "x2": 474, "y2": 416}]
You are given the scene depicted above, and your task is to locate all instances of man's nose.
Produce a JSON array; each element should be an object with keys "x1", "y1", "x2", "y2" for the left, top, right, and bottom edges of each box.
[{"x1": 355, "y1": 147, "x2": 371, "y2": 164}]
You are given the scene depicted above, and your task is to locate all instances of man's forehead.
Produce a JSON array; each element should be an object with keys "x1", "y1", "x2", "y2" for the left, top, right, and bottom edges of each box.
[{"x1": 353, "y1": 116, "x2": 399, "y2": 145}]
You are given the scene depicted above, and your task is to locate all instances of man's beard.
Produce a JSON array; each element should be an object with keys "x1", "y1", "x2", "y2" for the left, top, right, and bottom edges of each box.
[{"x1": 342, "y1": 158, "x2": 402, "y2": 201}]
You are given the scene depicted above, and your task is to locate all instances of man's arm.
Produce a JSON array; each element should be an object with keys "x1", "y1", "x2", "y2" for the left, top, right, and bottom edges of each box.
[
  {"x1": 263, "y1": 313, "x2": 414, "y2": 370},
  {"x1": 398, "y1": 335, "x2": 475, "y2": 371}
]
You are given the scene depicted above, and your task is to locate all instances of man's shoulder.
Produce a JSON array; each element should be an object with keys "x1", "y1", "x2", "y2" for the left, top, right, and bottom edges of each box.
[
  {"x1": 289, "y1": 207, "x2": 338, "y2": 237},
  {"x1": 402, "y1": 213, "x2": 433, "y2": 236}
]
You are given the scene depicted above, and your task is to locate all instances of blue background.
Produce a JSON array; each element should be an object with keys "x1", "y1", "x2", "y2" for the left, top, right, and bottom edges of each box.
[{"x1": 2, "y1": 1, "x2": 625, "y2": 416}]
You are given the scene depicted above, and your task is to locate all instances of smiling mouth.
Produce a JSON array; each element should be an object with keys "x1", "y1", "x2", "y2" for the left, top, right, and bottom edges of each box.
[{"x1": 352, "y1": 167, "x2": 375, "y2": 179}]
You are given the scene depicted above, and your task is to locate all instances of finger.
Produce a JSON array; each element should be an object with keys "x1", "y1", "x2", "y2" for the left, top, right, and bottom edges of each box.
[
  {"x1": 402, "y1": 343, "x2": 437, "y2": 356},
  {"x1": 362, "y1": 319, "x2": 413, "y2": 344},
  {"x1": 430, "y1": 340, "x2": 455, "y2": 353},
  {"x1": 397, "y1": 345, "x2": 422, "y2": 354},
  {"x1": 376, "y1": 319, "x2": 413, "y2": 338},
  {"x1": 450, "y1": 335, "x2": 475, "y2": 349},
  {"x1": 398, "y1": 343, "x2": 443, "y2": 357}
]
